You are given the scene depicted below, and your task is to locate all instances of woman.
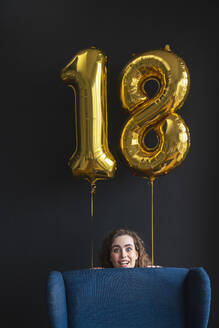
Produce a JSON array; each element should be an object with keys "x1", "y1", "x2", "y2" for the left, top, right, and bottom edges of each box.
[{"x1": 99, "y1": 228, "x2": 152, "y2": 268}]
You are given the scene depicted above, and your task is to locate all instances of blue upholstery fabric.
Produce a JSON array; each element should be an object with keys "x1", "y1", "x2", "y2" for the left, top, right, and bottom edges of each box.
[
  {"x1": 47, "y1": 271, "x2": 68, "y2": 328},
  {"x1": 186, "y1": 268, "x2": 211, "y2": 327},
  {"x1": 47, "y1": 267, "x2": 211, "y2": 328}
]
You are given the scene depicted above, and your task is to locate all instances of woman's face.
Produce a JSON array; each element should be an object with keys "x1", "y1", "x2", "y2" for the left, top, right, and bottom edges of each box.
[{"x1": 110, "y1": 235, "x2": 138, "y2": 268}]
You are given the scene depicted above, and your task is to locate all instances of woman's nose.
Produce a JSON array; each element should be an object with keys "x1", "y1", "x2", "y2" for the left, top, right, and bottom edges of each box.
[{"x1": 121, "y1": 249, "x2": 127, "y2": 258}]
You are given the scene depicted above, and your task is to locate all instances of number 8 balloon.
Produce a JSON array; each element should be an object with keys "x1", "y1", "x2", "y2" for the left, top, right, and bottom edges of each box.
[{"x1": 120, "y1": 45, "x2": 190, "y2": 182}]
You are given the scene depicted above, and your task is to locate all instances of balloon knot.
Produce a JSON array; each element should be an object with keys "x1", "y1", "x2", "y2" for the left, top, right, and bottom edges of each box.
[
  {"x1": 164, "y1": 44, "x2": 171, "y2": 52},
  {"x1": 91, "y1": 182, "x2": 96, "y2": 194}
]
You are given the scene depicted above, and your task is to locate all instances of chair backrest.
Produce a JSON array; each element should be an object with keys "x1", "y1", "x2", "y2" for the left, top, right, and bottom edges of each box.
[{"x1": 47, "y1": 267, "x2": 211, "y2": 328}]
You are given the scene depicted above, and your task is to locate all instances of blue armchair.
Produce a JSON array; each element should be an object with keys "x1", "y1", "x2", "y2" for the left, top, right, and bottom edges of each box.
[{"x1": 47, "y1": 267, "x2": 211, "y2": 328}]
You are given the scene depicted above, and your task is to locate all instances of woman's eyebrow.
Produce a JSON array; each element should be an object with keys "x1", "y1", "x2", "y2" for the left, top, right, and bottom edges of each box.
[
  {"x1": 111, "y1": 243, "x2": 133, "y2": 248},
  {"x1": 111, "y1": 244, "x2": 120, "y2": 248}
]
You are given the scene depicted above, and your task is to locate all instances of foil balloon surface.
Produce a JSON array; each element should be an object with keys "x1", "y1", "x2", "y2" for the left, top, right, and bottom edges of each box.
[
  {"x1": 61, "y1": 48, "x2": 116, "y2": 185},
  {"x1": 120, "y1": 45, "x2": 190, "y2": 181}
]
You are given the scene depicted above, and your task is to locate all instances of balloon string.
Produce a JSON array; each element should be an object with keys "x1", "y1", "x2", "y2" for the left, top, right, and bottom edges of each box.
[
  {"x1": 150, "y1": 179, "x2": 154, "y2": 266},
  {"x1": 90, "y1": 182, "x2": 96, "y2": 217},
  {"x1": 91, "y1": 189, "x2": 94, "y2": 217},
  {"x1": 90, "y1": 182, "x2": 96, "y2": 268},
  {"x1": 90, "y1": 239, "x2": 94, "y2": 269}
]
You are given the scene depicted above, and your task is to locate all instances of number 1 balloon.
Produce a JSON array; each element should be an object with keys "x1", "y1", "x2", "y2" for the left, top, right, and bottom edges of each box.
[
  {"x1": 61, "y1": 48, "x2": 117, "y2": 267},
  {"x1": 61, "y1": 47, "x2": 117, "y2": 209}
]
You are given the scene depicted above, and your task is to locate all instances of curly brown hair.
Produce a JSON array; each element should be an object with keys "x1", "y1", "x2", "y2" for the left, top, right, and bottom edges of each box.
[{"x1": 99, "y1": 228, "x2": 151, "y2": 268}]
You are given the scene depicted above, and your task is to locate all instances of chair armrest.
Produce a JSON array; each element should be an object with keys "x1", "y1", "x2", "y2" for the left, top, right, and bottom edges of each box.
[
  {"x1": 47, "y1": 271, "x2": 68, "y2": 328},
  {"x1": 186, "y1": 267, "x2": 211, "y2": 328}
]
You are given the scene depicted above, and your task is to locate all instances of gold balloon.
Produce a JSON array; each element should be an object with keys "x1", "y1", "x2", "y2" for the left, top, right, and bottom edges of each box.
[
  {"x1": 61, "y1": 48, "x2": 116, "y2": 185},
  {"x1": 120, "y1": 45, "x2": 190, "y2": 181}
]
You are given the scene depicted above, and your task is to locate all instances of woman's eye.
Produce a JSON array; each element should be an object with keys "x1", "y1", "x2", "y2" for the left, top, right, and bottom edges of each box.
[
  {"x1": 126, "y1": 247, "x2": 132, "y2": 252},
  {"x1": 113, "y1": 248, "x2": 120, "y2": 253}
]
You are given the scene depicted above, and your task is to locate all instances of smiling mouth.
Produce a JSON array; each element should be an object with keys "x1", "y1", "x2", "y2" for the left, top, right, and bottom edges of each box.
[{"x1": 118, "y1": 261, "x2": 130, "y2": 267}]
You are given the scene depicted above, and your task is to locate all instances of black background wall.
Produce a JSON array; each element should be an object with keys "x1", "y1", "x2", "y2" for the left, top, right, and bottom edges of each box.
[{"x1": 1, "y1": 1, "x2": 218, "y2": 327}]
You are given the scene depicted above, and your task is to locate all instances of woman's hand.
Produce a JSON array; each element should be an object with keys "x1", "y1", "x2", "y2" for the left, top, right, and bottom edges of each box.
[{"x1": 91, "y1": 267, "x2": 104, "y2": 269}]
